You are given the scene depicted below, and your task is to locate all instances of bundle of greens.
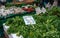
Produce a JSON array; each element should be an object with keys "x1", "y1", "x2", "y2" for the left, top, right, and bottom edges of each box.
[
  {"x1": 5, "y1": 15, "x2": 60, "y2": 38},
  {"x1": 47, "y1": 6, "x2": 60, "y2": 17}
]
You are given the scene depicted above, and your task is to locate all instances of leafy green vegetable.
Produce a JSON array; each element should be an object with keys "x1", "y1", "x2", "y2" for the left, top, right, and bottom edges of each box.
[
  {"x1": 47, "y1": 6, "x2": 60, "y2": 17},
  {"x1": 5, "y1": 15, "x2": 60, "y2": 38}
]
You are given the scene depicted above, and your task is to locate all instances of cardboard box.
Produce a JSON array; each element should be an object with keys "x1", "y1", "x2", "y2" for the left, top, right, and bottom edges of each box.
[
  {"x1": 3, "y1": 23, "x2": 24, "y2": 38},
  {"x1": 24, "y1": 0, "x2": 34, "y2": 3},
  {"x1": 13, "y1": 0, "x2": 34, "y2": 4}
]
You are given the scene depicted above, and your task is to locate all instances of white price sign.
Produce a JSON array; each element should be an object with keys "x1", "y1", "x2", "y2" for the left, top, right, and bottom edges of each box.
[{"x1": 23, "y1": 16, "x2": 36, "y2": 25}]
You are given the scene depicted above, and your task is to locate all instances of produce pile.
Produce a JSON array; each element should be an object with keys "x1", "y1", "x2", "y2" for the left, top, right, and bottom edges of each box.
[
  {"x1": 0, "y1": 5, "x2": 35, "y2": 17},
  {"x1": 0, "y1": 6, "x2": 24, "y2": 17},
  {"x1": 4, "y1": 7, "x2": 60, "y2": 38}
]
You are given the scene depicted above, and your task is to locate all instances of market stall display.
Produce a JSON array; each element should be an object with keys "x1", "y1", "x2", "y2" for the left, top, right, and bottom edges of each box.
[{"x1": 0, "y1": 0, "x2": 60, "y2": 38}]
